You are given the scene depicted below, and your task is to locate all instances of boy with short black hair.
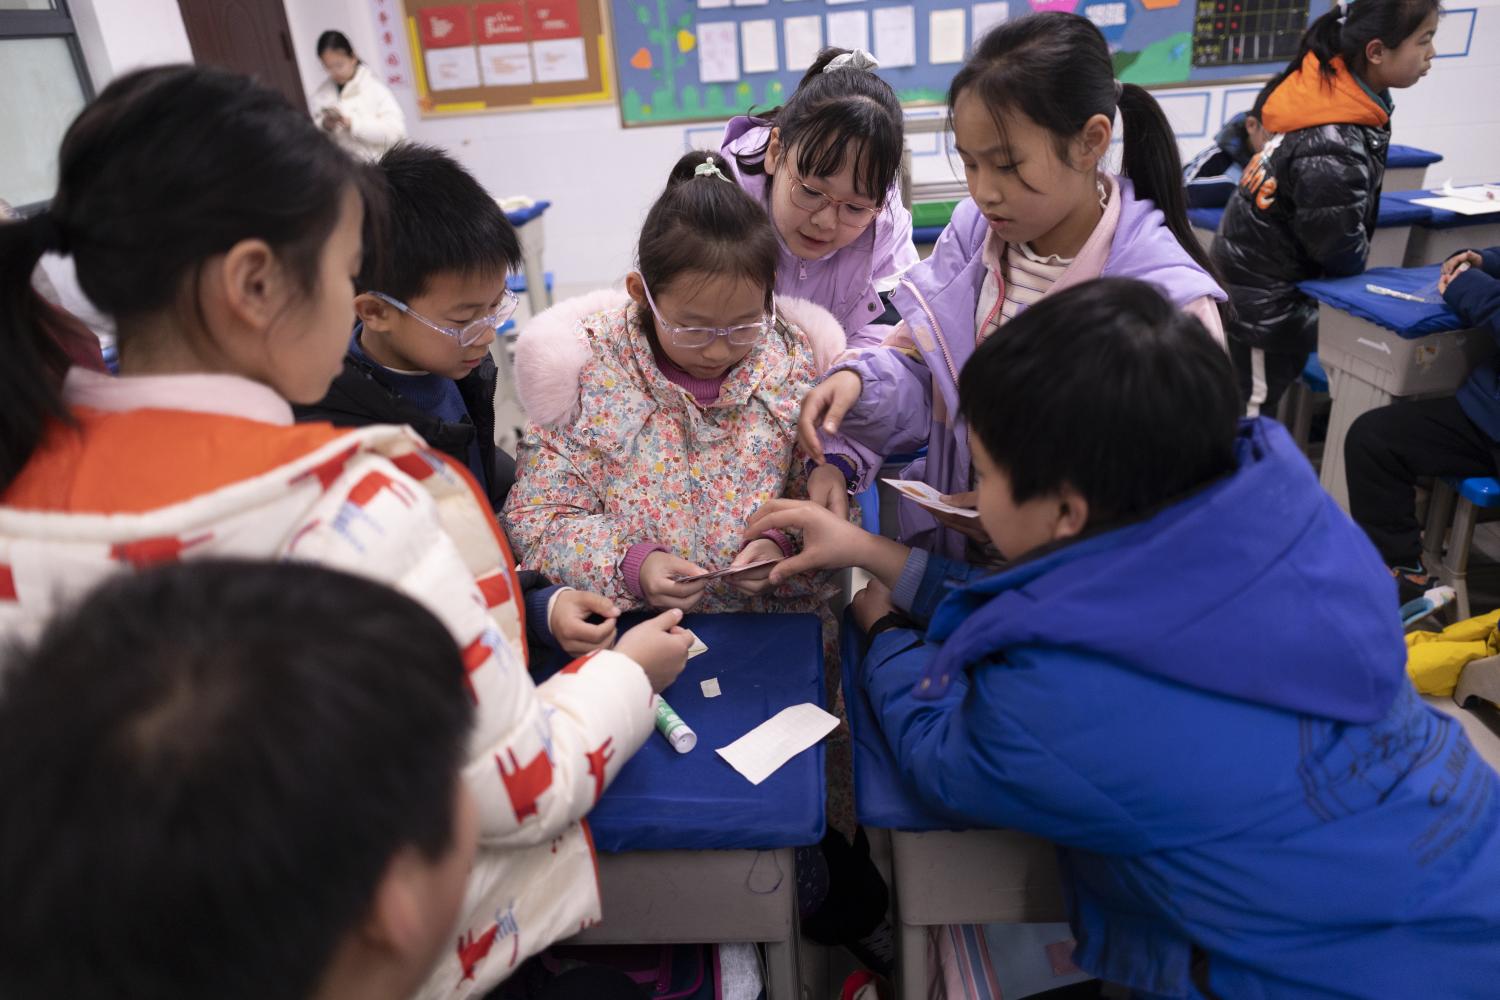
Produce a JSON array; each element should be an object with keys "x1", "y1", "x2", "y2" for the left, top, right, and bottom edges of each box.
[
  {"x1": 297, "y1": 143, "x2": 616, "y2": 657},
  {"x1": 0, "y1": 560, "x2": 478, "y2": 1000},
  {"x1": 749, "y1": 278, "x2": 1500, "y2": 997}
]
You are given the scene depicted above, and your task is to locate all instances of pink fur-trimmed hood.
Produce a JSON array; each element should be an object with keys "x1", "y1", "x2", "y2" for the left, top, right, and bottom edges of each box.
[{"x1": 512, "y1": 288, "x2": 846, "y2": 429}]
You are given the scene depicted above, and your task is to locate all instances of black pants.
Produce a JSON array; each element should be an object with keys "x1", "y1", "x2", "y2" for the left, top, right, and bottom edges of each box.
[
  {"x1": 1229, "y1": 338, "x2": 1308, "y2": 418},
  {"x1": 1344, "y1": 395, "x2": 1498, "y2": 568}
]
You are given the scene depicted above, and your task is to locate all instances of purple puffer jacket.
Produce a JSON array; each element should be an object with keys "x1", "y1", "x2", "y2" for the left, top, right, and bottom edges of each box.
[
  {"x1": 720, "y1": 117, "x2": 919, "y2": 348},
  {"x1": 831, "y1": 176, "x2": 1228, "y2": 558}
]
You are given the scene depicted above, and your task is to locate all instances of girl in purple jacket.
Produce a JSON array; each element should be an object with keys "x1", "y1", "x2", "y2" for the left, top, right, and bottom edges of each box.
[
  {"x1": 799, "y1": 13, "x2": 1229, "y2": 559},
  {"x1": 721, "y1": 48, "x2": 917, "y2": 353}
]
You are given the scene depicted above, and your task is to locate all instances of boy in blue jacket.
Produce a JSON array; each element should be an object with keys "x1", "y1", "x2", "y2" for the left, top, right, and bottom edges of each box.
[
  {"x1": 1347, "y1": 247, "x2": 1500, "y2": 600},
  {"x1": 749, "y1": 278, "x2": 1500, "y2": 998}
]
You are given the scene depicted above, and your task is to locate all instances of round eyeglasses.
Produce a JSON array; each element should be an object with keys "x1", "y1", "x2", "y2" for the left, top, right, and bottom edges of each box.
[
  {"x1": 639, "y1": 280, "x2": 774, "y2": 349},
  {"x1": 787, "y1": 172, "x2": 880, "y2": 229}
]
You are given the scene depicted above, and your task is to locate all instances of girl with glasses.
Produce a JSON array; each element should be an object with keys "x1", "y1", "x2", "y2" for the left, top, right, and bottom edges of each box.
[
  {"x1": 722, "y1": 47, "x2": 916, "y2": 353},
  {"x1": 505, "y1": 151, "x2": 852, "y2": 617}
]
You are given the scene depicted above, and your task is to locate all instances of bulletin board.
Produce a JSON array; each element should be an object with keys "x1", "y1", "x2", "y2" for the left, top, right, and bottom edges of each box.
[
  {"x1": 610, "y1": 0, "x2": 1317, "y2": 128},
  {"x1": 403, "y1": 0, "x2": 614, "y2": 115}
]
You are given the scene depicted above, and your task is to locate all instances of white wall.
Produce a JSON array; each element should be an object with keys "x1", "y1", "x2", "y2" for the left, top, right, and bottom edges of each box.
[{"x1": 70, "y1": 0, "x2": 193, "y2": 85}]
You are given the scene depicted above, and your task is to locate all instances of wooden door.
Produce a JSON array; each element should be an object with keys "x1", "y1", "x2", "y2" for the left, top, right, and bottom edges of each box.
[{"x1": 177, "y1": 0, "x2": 306, "y2": 111}]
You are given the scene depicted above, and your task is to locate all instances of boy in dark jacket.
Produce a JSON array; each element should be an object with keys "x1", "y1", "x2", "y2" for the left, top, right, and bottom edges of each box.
[
  {"x1": 1211, "y1": 0, "x2": 1439, "y2": 415},
  {"x1": 1346, "y1": 247, "x2": 1500, "y2": 597},
  {"x1": 296, "y1": 143, "x2": 620, "y2": 658},
  {"x1": 747, "y1": 278, "x2": 1500, "y2": 998}
]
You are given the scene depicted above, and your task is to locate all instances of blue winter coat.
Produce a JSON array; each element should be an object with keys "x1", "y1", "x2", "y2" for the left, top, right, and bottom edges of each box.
[{"x1": 866, "y1": 418, "x2": 1500, "y2": 998}]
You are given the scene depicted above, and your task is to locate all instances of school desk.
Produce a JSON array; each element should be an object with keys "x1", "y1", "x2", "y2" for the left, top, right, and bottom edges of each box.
[
  {"x1": 1385, "y1": 187, "x2": 1500, "y2": 268},
  {"x1": 1384, "y1": 144, "x2": 1444, "y2": 193},
  {"x1": 1187, "y1": 197, "x2": 1432, "y2": 267},
  {"x1": 1299, "y1": 265, "x2": 1490, "y2": 511},
  {"x1": 838, "y1": 619, "x2": 1066, "y2": 1000},
  {"x1": 545, "y1": 612, "x2": 826, "y2": 1000}
]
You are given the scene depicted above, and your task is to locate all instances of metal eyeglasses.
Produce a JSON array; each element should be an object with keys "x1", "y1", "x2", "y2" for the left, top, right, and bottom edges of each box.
[
  {"x1": 639, "y1": 280, "x2": 775, "y2": 349},
  {"x1": 787, "y1": 172, "x2": 880, "y2": 229},
  {"x1": 371, "y1": 289, "x2": 518, "y2": 347}
]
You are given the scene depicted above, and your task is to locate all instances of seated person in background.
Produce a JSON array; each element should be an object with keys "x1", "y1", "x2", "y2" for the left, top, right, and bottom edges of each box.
[
  {"x1": 1181, "y1": 81, "x2": 1272, "y2": 207},
  {"x1": 749, "y1": 278, "x2": 1500, "y2": 998},
  {"x1": 296, "y1": 142, "x2": 619, "y2": 657},
  {"x1": 1347, "y1": 247, "x2": 1500, "y2": 602},
  {"x1": 0, "y1": 560, "x2": 478, "y2": 1000}
]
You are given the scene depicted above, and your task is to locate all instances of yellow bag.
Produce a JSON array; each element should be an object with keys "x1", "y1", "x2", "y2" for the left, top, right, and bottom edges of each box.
[{"x1": 1405, "y1": 609, "x2": 1500, "y2": 696}]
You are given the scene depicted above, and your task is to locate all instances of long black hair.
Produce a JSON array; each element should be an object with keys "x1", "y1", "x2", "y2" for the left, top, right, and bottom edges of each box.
[
  {"x1": 637, "y1": 151, "x2": 779, "y2": 322},
  {"x1": 0, "y1": 64, "x2": 372, "y2": 492},
  {"x1": 733, "y1": 48, "x2": 904, "y2": 205},
  {"x1": 1287, "y1": 0, "x2": 1441, "y2": 80},
  {"x1": 316, "y1": 29, "x2": 356, "y2": 59},
  {"x1": 949, "y1": 12, "x2": 1220, "y2": 292}
]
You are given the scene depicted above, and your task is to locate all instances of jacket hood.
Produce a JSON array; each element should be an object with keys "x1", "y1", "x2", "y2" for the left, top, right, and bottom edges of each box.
[
  {"x1": 1261, "y1": 53, "x2": 1391, "y2": 133},
  {"x1": 512, "y1": 288, "x2": 847, "y2": 428},
  {"x1": 921, "y1": 418, "x2": 1406, "y2": 725}
]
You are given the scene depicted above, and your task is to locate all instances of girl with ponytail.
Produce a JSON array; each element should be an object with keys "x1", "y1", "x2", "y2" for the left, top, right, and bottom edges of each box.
[
  {"x1": 1214, "y1": 0, "x2": 1439, "y2": 416},
  {"x1": 795, "y1": 11, "x2": 1229, "y2": 559}
]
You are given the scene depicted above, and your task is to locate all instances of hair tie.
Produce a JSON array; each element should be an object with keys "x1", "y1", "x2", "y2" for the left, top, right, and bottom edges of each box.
[
  {"x1": 1337, "y1": 0, "x2": 1353, "y2": 24},
  {"x1": 694, "y1": 155, "x2": 731, "y2": 182},
  {"x1": 25, "y1": 212, "x2": 68, "y2": 255},
  {"x1": 1113, "y1": 79, "x2": 1124, "y2": 102},
  {"x1": 825, "y1": 49, "x2": 879, "y2": 73}
]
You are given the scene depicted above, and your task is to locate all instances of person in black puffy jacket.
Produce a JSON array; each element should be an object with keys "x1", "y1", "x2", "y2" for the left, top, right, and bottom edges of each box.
[
  {"x1": 1211, "y1": 0, "x2": 1439, "y2": 415},
  {"x1": 1346, "y1": 248, "x2": 1500, "y2": 600}
]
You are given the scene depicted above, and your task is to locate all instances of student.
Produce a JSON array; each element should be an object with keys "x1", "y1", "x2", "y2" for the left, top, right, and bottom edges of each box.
[
  {"x1": 293, "y1": 143, "x2": 614, "y2": 658},
  {"x1": 1181, "y1": 82, "x2": 1272, "y2": 208},
  {"x1": 311, "y1": 29, "x2": 406, "y2": 160},
  {"x1": 0, "y1": 65, "x2": 689, "y2": 999},
  {"x1": 749, "y1": 278, "x2": 1500, "y2": 998},
  {"x1": 0, "y1": 560, "x2": 477, "y2": 1000},
  {"x1": 504, "y1": 151, "x2": 851, "y2": 617},
  {"x1": 1347, "y1": 247, "x2": 1500, "y2": 599},
  {"x1": 1213, "y1": 0, "x2": 1439, "y2": 415},
  {"x1": 721, "y1": 47, "x2": 916, "y2": 351},
  {"x1": 796, "y1": 11, "x2": 1228, "y2": 559}
]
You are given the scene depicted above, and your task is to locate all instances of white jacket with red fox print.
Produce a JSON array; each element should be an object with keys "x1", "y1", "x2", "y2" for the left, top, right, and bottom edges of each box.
[{"x1": 0, "y1": 370, "x2": 656, "y2": 998}]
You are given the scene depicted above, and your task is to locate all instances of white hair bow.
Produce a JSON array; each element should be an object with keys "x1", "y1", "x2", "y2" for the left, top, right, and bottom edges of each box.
[{"x1": 825, "y1": 48, "x2": 880, "y2": 73}]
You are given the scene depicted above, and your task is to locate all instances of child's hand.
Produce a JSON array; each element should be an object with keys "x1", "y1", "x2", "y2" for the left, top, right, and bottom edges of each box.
[
  {"x1": 639, "y1": 552, "x2": 711, "y2": 611},
  {"x1": 929, "y1": 491, "x2": 993, "y2": 545},
  {"x1": 797, "y1": 371, "x2": 863, "y2": 463},
  {"x1": 745, "y1": 499, "x2": 866, "y2": 583},
  {"x1": 806, "y1": 462, "x2": 851, "y2": 519},
  {"x1": 851, "y1": 579, "x2": 897, "y2": 634},
  {"x1": 728, "y1": 539, "x2": 783, "y2": 595},
  {"x1": 549, "y1": 589, "x2": 620, "y2": 656},
  {"x1": 1440, "y1": 251, "x2": 1483, "y2": 293},
  {"x1": 614, "y1": 608, "x2": 692, "y2": 694}
]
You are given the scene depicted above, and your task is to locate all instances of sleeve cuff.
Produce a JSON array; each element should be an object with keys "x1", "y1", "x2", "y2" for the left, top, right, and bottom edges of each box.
[
  {"x1": 759, "y1": 528, "x2": 797, "y2": 559},
  {"x1": 891, "y1": 548, "x2": 931, "y2": 614},
  {"x1": 825, "y1": 454, "x2": 859, "y2": 485},
  {"x1": 621, "y1": 543, "x2": 669, "y2": 601}
]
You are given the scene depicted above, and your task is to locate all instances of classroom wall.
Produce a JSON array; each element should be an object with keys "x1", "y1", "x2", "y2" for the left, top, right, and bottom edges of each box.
[{"x1": 67, "y1": 0, "x2": 1500, "y2": 294}]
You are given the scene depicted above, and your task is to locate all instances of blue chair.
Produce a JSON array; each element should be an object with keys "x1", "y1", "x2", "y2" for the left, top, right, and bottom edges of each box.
[
  {"x1": 1422, "y1": 476, "x2": 1500, "y2": 619},
  {"x1": 506, "y1": 270, "x2": 554, "y2": 307}
]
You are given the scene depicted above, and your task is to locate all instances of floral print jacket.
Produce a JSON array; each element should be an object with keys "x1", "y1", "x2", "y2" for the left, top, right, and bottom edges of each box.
[{"x1": 504, "y1": 289, "x2": 848, "y2": 613}]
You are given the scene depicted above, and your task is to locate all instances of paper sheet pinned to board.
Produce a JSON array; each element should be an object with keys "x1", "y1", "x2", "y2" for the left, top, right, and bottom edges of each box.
[{"x1": 716, "y1": 703, "x2": 839, "y2": 785}]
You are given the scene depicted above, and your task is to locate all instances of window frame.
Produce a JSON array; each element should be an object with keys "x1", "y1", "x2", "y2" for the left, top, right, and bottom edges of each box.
[{"x1": 0, "y1": 0, "x2": 94, "y2": 213}]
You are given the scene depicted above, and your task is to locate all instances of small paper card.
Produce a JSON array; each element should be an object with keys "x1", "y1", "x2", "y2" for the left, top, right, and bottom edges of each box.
[
  {"x1": 686, "y1": 632, "x2": 709, "y2": 659},
  {"x1": 700, "y1": 677, "x2": 722, "y2": 697},
  {"x1": 671, "y1": 559, "x2": 781, "y2": 583},
  {"x1": 716, "y1": 703, "x2": 839, "y2": 785},
  {"x1": 882, "y1": 478, "x2": 981, "y2": 518}
]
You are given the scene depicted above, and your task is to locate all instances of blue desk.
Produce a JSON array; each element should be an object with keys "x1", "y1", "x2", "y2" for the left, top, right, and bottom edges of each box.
[
  {"x1": 1386, "y1": 187, "x2": 1500, "y2": 267},
  {"x1": 559, "y1": 612, "x2": 826, "y2": 1000},
  {"x1": 837, "y1": 619, "x2": 1065, "y2": 999},
  {"x1": 1385, "y1": 144, "x2": 1444, "y2": 192},
  {"x1": 1189, "y1": 197, "x2": 1432, "y2": 268},
  {"x1": 1298, "y1": 266, "x2": 1489, "y2": 511}
]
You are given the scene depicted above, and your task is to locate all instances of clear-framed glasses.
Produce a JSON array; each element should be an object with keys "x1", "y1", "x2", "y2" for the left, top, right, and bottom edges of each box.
[
  {"x1": 787, "y1": 172, "x2": 880, "y2": 229},
  {"x1": 370, "y1": 289, "x2": 518, "y2": 347},
  {"x1": 639, "y1": 279, "x2": 774, "y2": 349}
]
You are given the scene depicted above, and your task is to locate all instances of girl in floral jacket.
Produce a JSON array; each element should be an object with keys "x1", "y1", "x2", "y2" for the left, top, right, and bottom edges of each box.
[{"x1": 505, "y1": 151, "x2": 849, "y2": 617}]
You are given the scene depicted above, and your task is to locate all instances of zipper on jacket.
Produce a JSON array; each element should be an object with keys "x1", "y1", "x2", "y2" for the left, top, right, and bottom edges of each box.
[{"x1": 900, "y1": 277, "x2": 960, "y2": 386}]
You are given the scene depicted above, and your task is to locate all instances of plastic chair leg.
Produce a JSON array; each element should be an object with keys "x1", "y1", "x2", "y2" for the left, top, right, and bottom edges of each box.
[
  {"x1": 1443, "y1": 497, "x2": 1478, "y2": 621},
  {"x1": 1423, "y1": 479, "x2": 1457, "y2": 578}
]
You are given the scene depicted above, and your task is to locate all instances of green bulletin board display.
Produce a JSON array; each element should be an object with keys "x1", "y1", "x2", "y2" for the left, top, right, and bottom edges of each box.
[{"x1": 610, "y1": 0, "x2": 1315, "y2": 128}]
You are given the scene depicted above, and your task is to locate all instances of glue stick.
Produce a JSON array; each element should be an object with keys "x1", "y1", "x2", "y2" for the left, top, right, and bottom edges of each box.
[{"x1": 654, "y1": 696, "x2": 697, "y2": 753}]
